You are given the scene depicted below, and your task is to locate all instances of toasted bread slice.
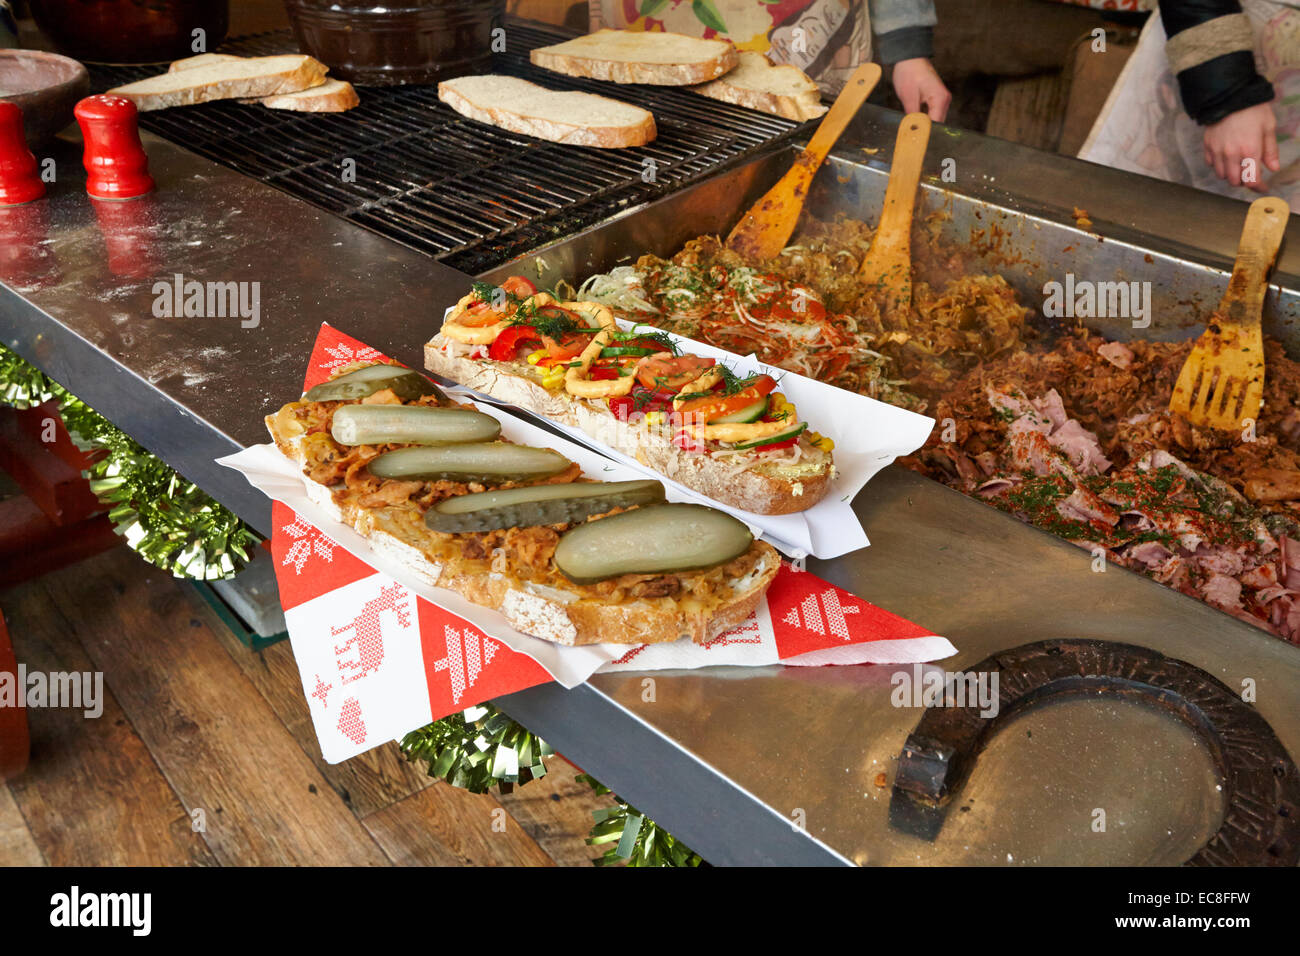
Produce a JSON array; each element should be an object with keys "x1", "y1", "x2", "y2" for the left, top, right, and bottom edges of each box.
[
  {"x1": 438, "y1": 75, "x2": 655, "y2": 148},
  {"x1": 266, "y1": 397, "x2": 778, "y2": 646},
  {"x1": 109, "y1": 55, "x2": 328, "y2": 111},
  {"x1": 247, "y1": 79, "x2": 360, "y2": 112},
  {"x1": 424, "y1": 337, "x2": 833, "y2": 515},
  {"x1": 169, "y1": 53, "x2": 359, "y2": 112},
  {"x1": 530, "y1": 28, "x2": 738, "y2": 85},
  {"x1": 168, "y1": 52, "x2": 242, "y2": 72},
  {"x1": 691, "y1": 51, "x2": 827, "y2": 121}
]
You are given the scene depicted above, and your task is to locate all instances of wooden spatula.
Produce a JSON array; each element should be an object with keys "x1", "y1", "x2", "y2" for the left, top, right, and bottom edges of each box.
[
  {"x1": 857, "y1": 112, "x2": 931, "y2": 313},
  {"x1": 1169, "y1": 196, "x2": 1289, "y2": 431},
  {"x1": 725, "y1": 62, "x2": 882, "y2": 260}
]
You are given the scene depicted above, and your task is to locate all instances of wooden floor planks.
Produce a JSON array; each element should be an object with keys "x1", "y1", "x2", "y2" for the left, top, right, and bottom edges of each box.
[
  {"x1": 1, "y1": 572, "x2": 216, "y2": 866},
  {"x1": 0, "y1": 547, "x2": 609, "y2": 866},
  {"x1": 0, "y1": 783, "x2": 44, "y2": 866}
]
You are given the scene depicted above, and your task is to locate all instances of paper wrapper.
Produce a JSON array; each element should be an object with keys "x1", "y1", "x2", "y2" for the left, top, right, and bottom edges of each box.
[
  {"x1": 219, "y1": 324, "x2": 957, "y2": 762},
  {"x1": 435, "y1": 312, "x2": 935, "y2": 559}
]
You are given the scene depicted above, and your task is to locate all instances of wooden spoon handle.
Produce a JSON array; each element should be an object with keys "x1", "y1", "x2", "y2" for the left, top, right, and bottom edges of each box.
[
  {"x1": 1223, "y1": 196, "x2": 1290, "y2": 319},
  {"x1": 873, "y1": 112, "x2": 931, "y2": 251},
  {"x1": 802, "y1": 62, "x2": 883, "y2": 164}
]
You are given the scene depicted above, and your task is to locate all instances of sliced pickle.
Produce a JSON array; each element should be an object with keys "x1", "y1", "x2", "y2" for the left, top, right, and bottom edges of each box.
[
  {"x1": 369, "y1": 443, "x2": 572, "y2": 483},
  {"x1": 304, "y1": 363, "x2": 447, "y2": 404},
  {"x1": 425, "y1": 479, "x2": 665, "y2": 533},
  {"x1": 331, "y1": 405, "x2": 500, "y2": 446},
  {"x1": 554, "y1": 503, "x2": 752, "y2": 584}
]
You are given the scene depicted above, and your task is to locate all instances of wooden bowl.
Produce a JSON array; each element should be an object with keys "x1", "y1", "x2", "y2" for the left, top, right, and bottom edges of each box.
[{"x1": 0, "y1": 50, "x2": 90, "y2": 146}]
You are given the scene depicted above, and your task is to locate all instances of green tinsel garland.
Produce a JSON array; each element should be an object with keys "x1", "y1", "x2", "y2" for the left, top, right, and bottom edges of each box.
[
  {"x1": 578, "y1": 774, "x2": 703, "y2": 867},
  {"x1": 401, "y1": 703, "x2": 703, "y2": 866},
  {"x1": 0, "y1": 343, "x2": 255, "y2": 580},
  {"x1": 400, "y1": 704, "x2": 553, "y2": 794},
  {"x1": 0, "y1": 341, "x2": 57, "y2": 410}
]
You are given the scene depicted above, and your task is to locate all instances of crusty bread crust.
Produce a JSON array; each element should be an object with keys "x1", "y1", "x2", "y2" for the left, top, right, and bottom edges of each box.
[
  {"x1": 530, "y1": 29, "x2": 738, "y2": 86},
  {"x1": 437, "y1": 76, "x2": 655, "y2": 148},
  {"x1": 265, "y1": 409, "x2": 779, "y2": 647},
  {"x1": 423, "y1": 339, "x2": 831, "y2": 515}
]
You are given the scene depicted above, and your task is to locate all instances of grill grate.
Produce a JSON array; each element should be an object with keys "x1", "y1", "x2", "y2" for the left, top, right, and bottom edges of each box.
[{"x1": 88, "y1": 23, "x2": 803, "y2": 274}]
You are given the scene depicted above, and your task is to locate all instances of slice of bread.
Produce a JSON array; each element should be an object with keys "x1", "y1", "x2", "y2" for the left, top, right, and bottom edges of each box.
[
  {"x1": 691, "y1": 51, "x2": 827, "y2": 121},
  {"x1": 424, "y1": 337, "x2": 833, "y2": 515},
  {"x1": 169, "y1": 53, "x2": 359, "y2": 112},
  {"x1": 246, "y1": 79, "x2": 360, "y2": 113},
  {"x1": 438, "y1": 75, "x2": 656, "y2": 148},
  {"x1": 530, "y1": 28, "x2": 738, "y2": 85},
  {"x1": 168, "y1": 52, "x2": 242, "y2": 72},
  {"x1": 265, "y1": 399, "x2": 778, "y2": 647},
  {"x1": 108, "y1": 55, "x2": 328, "y2": 111}
]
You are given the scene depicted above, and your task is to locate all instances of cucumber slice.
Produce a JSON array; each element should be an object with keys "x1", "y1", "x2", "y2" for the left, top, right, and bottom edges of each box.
[
  {"x1": 731, "y1": 421, "x2": 807, "y2": 450},
  {"x1": 708, "y1": 396, "x2": 769, "y2": 425},
  {"x1": 331, "y1": 405, "x2": 501, "y2": 447},
  {"x1": 305, "y1": 363, "x2": 446, "y2": 404},
  {"x1": 425, "y1": 479, "x2": 665, "y2": 533},
  {"x1": 369, "y1": 443, "x2": 572, "y2": 483},
  {"x1": 600, "y1": 346, "x2": 658, "y2": 358},
  {"x1": 554, "y1": 503, "x2": 753, "y2": 584}
]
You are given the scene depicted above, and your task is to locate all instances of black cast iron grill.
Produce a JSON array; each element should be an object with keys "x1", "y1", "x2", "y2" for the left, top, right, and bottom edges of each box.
[{"x1": 87, "y1": 22, "x2": 803, "y2": 274}]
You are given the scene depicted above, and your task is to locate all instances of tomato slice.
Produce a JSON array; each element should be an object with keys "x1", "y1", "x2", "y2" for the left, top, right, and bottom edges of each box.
[
  {"x1": 587, "y1": 364, "x2": 622, "y2": 381},
  {"x1": 675, "y1": 374, "x2": 777, "y2": 421},
  {"x1": 502, "y1": 276, "x2": 537, "y2": 298},
  {"x1": 487, "y1": 325, "x2": 543, "y2": 362},
  {"x1": 635, "y1": 354, "x2": 715, "y2": 391},
  {"x1": 541, "y1": 328, "x2": 592, "y2": 359}
]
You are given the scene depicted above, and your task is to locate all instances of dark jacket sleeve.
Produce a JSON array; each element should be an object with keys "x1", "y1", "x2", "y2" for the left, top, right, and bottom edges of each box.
[
  {"x1": 1159, "y1": 0, "x2": 1274, "y2": 124},
  {"x1": 869, "y1": 0, "x2": 937, "y2": 64}
]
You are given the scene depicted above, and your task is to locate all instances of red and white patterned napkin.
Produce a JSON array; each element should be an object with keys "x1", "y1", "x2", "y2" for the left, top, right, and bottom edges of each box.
[{"x1": 220, "y1": 325, "x2": 956, "y2": 762}]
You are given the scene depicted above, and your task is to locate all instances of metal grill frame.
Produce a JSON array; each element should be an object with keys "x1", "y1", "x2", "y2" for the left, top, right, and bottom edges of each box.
[{"x1": 88, "y1": 21, "x2": 805, "y2": 274}]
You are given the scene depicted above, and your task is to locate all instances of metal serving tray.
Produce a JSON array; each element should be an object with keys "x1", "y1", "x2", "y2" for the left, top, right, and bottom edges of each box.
[{"x1": 483, "y1": 109, "x2": 1300, "y2": 865}]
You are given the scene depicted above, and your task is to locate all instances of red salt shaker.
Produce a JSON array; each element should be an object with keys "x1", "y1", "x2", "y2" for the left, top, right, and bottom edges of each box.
[
  {"x1": 0, "y1": 101, "x2": 45, "y2": 207},
  {"x1": 74, "y1": 94, "x2": 155, "y2": 201}
]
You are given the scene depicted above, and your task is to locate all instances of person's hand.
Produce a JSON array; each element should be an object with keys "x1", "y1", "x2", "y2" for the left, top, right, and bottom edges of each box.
[
  {"x1": 1203, "y1": 103, "x2": 1280, "y2": 191},
  {"x1": 892, "y1": 57, "x2": 951, "y2": 122}
]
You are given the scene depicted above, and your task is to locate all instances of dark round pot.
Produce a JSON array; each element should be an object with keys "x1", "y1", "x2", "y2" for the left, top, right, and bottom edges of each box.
[
  {"x1": 29, "y1": 0, "x2": 230, "y2": 65},
  {"x1": 282, "y1": 0, "x2": 504, "y2": 87},
  {"x1": 0, "y1": 49, "x2": 90, "y2": 145}
]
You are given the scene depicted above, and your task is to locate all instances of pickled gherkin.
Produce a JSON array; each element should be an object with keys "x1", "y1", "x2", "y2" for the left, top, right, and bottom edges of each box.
[
  {"x1": 425, "y1": 480, "x2": 665, "y2": 532},
  {"x1": 369, "y1": 443, "x2": 572, "y2": 483},
  {"x1": 304, "y1": 363, "x2": 447, "y2": 404},
  {"x1": 331, "y1": 405, "x2": 500, "y2": 446},
  {"x1": 554, "y1": 504, "x2": 752, "y2": 584}
]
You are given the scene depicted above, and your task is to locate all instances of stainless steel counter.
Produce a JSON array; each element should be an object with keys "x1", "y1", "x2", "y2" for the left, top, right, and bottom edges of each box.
[{"x1": 4, "y1": 112, "x2": 1299, "y2": 866}]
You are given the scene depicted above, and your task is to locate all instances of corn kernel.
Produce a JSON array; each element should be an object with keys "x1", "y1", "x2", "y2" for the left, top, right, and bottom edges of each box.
[
  {"x1": 542, "y1": 368, "x2": 566, "y2": 390},
  {"x1": 526, "y1": 349, "x2": 546, "y2": 366},
  {"x1": 645, "y1": 411, "x2": 665, "y2": 426},
  {"x1": 808, "y1": 431, "x2": 835, "y2": 452}
]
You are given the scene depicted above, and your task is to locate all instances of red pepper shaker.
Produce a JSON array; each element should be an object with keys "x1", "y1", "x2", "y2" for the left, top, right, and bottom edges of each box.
[
  {"x1": 0, "y1": 101, "x2": 45, "y2": 207},
  {"x1": 74, "y1": 94, "x2": 155, "y2": 201}
]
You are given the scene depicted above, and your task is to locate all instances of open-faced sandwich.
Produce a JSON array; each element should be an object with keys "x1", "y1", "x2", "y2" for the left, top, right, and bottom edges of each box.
[
  {"x1": 424, "y1": 277, "x2": 835, "y2": 515},
  {"x1": 265, "y1": 361, "x2": 779, "y2": 646}
]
